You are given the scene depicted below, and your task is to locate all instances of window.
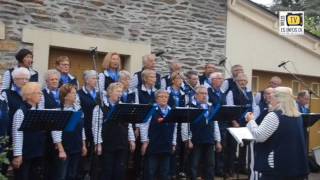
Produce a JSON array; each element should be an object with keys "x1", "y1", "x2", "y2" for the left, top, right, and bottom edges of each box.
[
  {"x1": 252, "y1": 76, "x2": 259, "y2": 94},
  {"x1": 291, "y1": 80, "x2": 300, "y2": 96},
  {"x1": 311, "y1": 83, "x2": 320, "y2": 99}
]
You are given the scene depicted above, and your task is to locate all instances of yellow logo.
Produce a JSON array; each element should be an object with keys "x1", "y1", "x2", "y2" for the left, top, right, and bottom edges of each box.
[{"x1": 286, "y1": 13, "x2": 303, "y2": 26}]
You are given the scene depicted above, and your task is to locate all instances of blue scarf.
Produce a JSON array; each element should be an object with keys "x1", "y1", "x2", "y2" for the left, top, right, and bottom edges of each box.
[{"x1": 107, "y1": 69, "x2": 119, "y2": 82}]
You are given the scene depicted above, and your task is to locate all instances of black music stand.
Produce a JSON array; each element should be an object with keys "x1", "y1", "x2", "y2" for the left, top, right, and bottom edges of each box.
[
  {"x1": 302, "y1": 113, "x2": 320, "y2": 128},
  {"x1": 302, "y1": 113, "x2": 320, "y2": 167},
  {"x1": 214, "y1": 105, "x2": 249, "y2": 123},
  {"x1": 106, "y1": 103, "x2": 154, "y2": 124},
  {"x1": 19, "y1": 109, "x2": 80, "y2": 131},
  {"x1": 163, "y1": 107, "x2": 205, "y2": 123},
  {"x1": 215, "y1": 105, "x2": 250, "y2": 180}
]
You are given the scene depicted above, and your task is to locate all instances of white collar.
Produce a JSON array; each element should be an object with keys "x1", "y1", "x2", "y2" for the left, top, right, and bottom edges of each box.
[
  {"x1": 141, "y1": 84, "x2": 156, "y2": 92},
  {"x1": 123, "y1": 88, "x2": 134, "y2": 94},
  {"x1": 166, "y1": 86, "x2": 185, "y2": 96},
  {"x1": 103, "y1": 70, "x2": 110, "y2": 77},
  {"x1": 82, "y1": 86, "x2": 97, "y2": 94},
  {"x1": 209, "y1": 87, "x2": 225, "y2": 93}
]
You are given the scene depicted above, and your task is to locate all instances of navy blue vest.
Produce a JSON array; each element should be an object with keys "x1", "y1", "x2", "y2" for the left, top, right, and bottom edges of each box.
[
  {"x1": 42, "y1": 89, "x2": 60, "y2": 109},
  {"x1": 20, "y1": 102, "x2": 46, "y2": 159},
  {"x1": 168, "y1": 88, "x2": 185, "y2": 108},
  {"x1": 199, "y1": 74, "x2": 207, "y2": 85},
  {"x1": 61, "y1": 107, "x2": 83, "y2": 155},
  {"x1": 225, "y1": 78, "x2": 237, "y2": 94},
  {"x1": 147, "y1": 108, "x2": 175, "y2": 154},
  {"x1": 190, "y1": 103, "x2": 215, "y2": 144},
  {"x1": 137, "y1": 88, "x2": 156, "y2": 105},
  {"x1": 184, "y1": 84, "x2": 196, "y2": 106},
  {"x1": 0, "y1": 99, "x2": 9, "y2": 137},
  {"x1": 208, "y1": 87, "x2": 228, "y2": 127},
  {"x1": 121, "y1": 90, "x2": 136, "y2": 103},
  {"x1": 135, "y1": 70, "x2": 161, "y2": 89},
  {"x1": 208, "y1": 87, "x2": 226, "y2": 107},
  {"x1": 255, "y1": 111, "x2": 309, "y2": 177},
  {"x1": 4, "y1": 89, "x2": 23, "y2": 135},
  {"x1": 78, "y1": 89, "x2": 99, "y2": 144},
  {"x1": 101, "y1": 104, "x2": 128, "y2": 152},
  {"x1": 231, "y1": 88, "x2": 253, "y2": 126},
  {"x1": 8, "y1": 68, "x2": 38, "y2": 89},
  {"x1": 297, "y1": 103, "x2": 310, "y2": 114},
  {"x1": 103, "y1": 74, "x2": 117, "y2": 90},
  {"x1": 162, "y1": 75, "x2": 172, "y2": 88},
  {"x1": 58, "y1": 75, "x2": 78, "y2": 88}
]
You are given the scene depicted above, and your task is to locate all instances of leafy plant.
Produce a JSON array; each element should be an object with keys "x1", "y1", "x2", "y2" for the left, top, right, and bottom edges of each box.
[{"x1": 0, "y1": 136, "x2": 9, "y2": 180}]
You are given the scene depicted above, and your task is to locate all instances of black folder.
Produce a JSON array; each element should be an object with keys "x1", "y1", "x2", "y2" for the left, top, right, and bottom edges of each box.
[
  {"x1": 19, "y1": 109, "x2": 81, "y2": 131},
  {"x1": 214, "y1": 105, "x2": 249, "y2": 122},
  {"x1": 301, "y1": 113, "x2": 320, "y2": 127},
  {"x1": 163, "y1": 107, "x2": 205, "y2": 123},
  {"x1": 106, "y1": 103, "x2": 153, "y2": 124}
]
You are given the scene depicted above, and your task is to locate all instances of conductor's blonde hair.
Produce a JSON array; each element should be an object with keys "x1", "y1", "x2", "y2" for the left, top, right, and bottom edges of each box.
[{"x1": 271, "y1": 86, "x2": 300, "y2": 117}]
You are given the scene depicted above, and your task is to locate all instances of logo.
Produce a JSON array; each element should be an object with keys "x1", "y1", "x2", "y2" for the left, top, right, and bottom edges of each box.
[{"x1": 279, "y1": 11, "x2": 304, "y2": 35}]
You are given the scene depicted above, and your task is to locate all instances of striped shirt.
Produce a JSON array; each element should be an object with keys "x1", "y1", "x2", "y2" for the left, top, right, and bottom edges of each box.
[
  {"x1": 246, "y1": 112, "x2": 279, "y2": 143},
  {"x1": 51, "y1": 106, "x2": 86, "y2": 144},
  {"x1": 129, "y1": 73, "x2": 139, "y2": 89},
  {"x1": 12, "y1": 107, "x2": 37, "y2": 156},
  {"x1": 1, "y1": 67, "x2": 38, "y2": 91},
  {"x1": 247, "y1": 112, "x2": 280, "y2": 169}
]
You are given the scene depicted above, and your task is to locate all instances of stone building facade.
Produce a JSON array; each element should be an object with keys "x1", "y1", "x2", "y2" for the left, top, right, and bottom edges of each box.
[{"x1": 0, "y1": 0, "x2": 227, "y2": 77}]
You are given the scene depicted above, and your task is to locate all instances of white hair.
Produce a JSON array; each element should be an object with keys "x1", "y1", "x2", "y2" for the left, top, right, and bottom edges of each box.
[
  {"x1": 209, "y1": 72, "x2": 224, "y2": 80},
  {"x1": 12, "y1": 67, "x2": 30, "y2": 79},
  {"x1": 119, "y1": 70, "x2": 131, "y2": 80},
  {"x1": 83, "y1": 70, "x2": 97, "y2": 81},
  {"x1": 142, "y1": 54, "x2": 156, "y2": 66},
  {"x1": 44, "y1": 69, "x2": 61, "y2": 81},
  {"x1": 155, "y1": 89, "x2": 169, "y2": 98}
]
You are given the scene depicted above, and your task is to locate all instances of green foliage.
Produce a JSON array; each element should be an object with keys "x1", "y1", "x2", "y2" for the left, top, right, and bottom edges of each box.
[{"x1": 0, "y1": 136, "x2": 9, "y2": 180}]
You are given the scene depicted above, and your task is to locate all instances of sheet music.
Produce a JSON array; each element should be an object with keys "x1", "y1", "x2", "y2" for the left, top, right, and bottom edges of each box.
[{"x1": 227, "y1": 127, "x2": 255, "y2": 145}]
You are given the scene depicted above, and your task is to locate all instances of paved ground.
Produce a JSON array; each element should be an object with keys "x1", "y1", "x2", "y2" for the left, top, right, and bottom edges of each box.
[{"x1": 214, "y1": 173, "x2": 320, "y2": 180}]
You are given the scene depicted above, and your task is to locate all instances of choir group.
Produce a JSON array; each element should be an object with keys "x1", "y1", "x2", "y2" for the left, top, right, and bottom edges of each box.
[{"x1": 0, "y1": 49, "x2": 310, "y2": 180}]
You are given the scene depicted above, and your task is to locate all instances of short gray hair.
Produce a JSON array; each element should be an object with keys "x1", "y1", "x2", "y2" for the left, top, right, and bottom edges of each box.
[
  {"x1": 83, "y1": 70, "x2": 97, "y2": 81},
  {"x1": 12, "y1": 67, "x2": 30, "y2": 79},
  {"x1": 195, "y1": 85, "x2": 208, "y2": 94},
  {"x1": 155, "y1": 89, "x2": 169, "y2": 98},
  {"x1": 235, "y1": 73, "x2": 248, "y2": 81},
  {"x1": 141, "y1": 69, "x2": 156, "y2": 82},
  {"x1": 44, "y1": 69, "x2": 61, "y2": 81},
  {"x1": 142, "y1": 54, "x2": 156, "y2": 66},
  {"x1": 119, "y1": 70, "x2": 131, "y2": 80},
  {"x1": 210, "y1": 72, "x2": 224, "y2": 80}
]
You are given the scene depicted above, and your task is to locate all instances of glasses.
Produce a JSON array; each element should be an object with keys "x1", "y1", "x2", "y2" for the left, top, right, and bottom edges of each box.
[
  {"x1": 198, "y1": 92, "x2": 208, "y2": 95},
  {"x1": 60, "y1": 63, "x2": 70, "y2": 67},
  {"x1": 16, "y1": 78, "x2": 30, "y2": 81}
]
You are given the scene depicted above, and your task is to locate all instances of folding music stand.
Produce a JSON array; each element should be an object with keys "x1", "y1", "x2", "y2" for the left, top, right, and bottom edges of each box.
[
  {"x1": 215, "y1": 105, "x2": 250, "y2": 180},
  {"x1": 214, "y1": 105, "x2": 249, "y2": 123},
  {"x1": 301, "y1": 113, "x2": 320, "y2": 164},
  {"x1": 106, "y1": 103, "x2": 153, "y2": 124},
  {"x1": 302, "y1": 113, "x2": 320, "y2": 128},
  {"x1": 19, "y1": 109, "x2": 81, "y2": 132},
  {"x1": 163, "y1": 107, "x2": 205, "y2": 123}
]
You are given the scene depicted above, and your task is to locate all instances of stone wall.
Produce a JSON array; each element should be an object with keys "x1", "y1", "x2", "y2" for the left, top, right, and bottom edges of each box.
[{"x1": 0, "y1": 0, "x2": 227, "y2": 75}]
